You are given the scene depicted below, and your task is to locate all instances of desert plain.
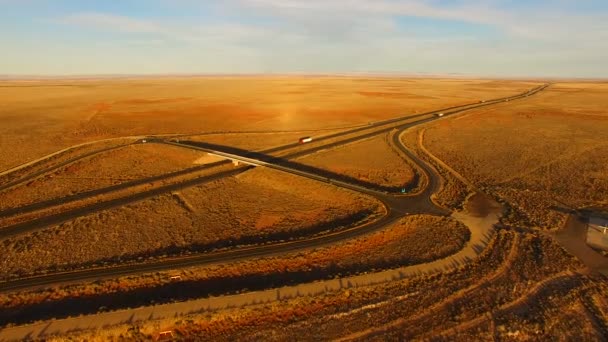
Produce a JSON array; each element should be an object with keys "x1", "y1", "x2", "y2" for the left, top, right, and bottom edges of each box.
[{"x1": 0, "y1": 77, "x2": 607, "y2": 341}]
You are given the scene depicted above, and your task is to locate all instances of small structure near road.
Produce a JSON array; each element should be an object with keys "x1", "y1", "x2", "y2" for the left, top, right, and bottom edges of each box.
[
  {"x1": 587, "y1": 215, "x2": 608, "y2": 251},
  {"x1": 156, "y1": 330, "x2": 174, "y2": 341}
]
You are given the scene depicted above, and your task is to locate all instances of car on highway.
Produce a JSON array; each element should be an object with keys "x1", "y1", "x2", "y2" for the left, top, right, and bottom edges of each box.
[
  {"x1": 299, "y1": 136, "x2": 313, "y2": 144},
  {"x1": 435, "y1": 113, "x2": 445, "y2": 117}
]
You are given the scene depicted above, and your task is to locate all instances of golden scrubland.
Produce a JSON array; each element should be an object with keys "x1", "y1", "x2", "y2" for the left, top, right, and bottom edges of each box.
[
  {"x1": 0, "y1": 215, "x2": 467, "y2": 315},
  {"x1": 0, "y1": 143, "x2": 206, "y2": 210},
  {"x1": 418, "y1": 83, "x2": 608, "y2": 229},
  {"x1": 44, "y1": 228, "x2": 607, "y2": 341},
  {"x1": 6, "y1": 79, "x2": 603, "y2": 341},
  {"x1": 298, "y1": 135, "x2": 416, "y2": 188},
  {"x1": 0, "y1": 77, "x2": 539, "y2": 171},
  {"x1": 0, "y1": 167, "x2": 382, "y2": 279}
]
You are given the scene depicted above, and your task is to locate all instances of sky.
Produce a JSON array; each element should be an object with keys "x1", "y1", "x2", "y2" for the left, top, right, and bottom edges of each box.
[{"x1": 0, "y1": 0, "x2": 607, "y2": 78}]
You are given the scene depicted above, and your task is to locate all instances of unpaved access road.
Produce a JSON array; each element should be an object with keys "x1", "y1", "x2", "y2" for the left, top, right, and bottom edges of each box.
[
  {"x1": 0, "y1": 193, "x2": 500, "y2": 342},
  {"x1": 0, "y1": 85, "x2": 553, "y2": 340}
]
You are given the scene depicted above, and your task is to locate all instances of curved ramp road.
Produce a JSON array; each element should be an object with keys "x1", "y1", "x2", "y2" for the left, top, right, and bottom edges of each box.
[
  {"x1": 0, "y1": 84, "x2": 547, "y2": 235},
  {"x1": 0, "y1": 84, "x2": 546, "y2": 192},
  {"x1": 0, "y1": 84, "x2": 549, "y2": 293},
  {"x1": 0, "y1": 205, "x2": 502, "y2": 342},
  {"x1": 0, "y1": 110, "x2": 477, "y2": 220}
]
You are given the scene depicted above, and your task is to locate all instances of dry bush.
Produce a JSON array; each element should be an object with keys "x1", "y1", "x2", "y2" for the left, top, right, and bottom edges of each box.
[
  {"x1": 0, "y1": 167, "x2": 381, "y2": 278},
  {"x1": 200, "y1": 215, "x2": 469, "y2": 280},
  {"x1": 205, "y1": 231, "x2": 590, "y2": 341},
  {"x1": 0, "y1": 143, "x2": 206, "y2": 211},
  {"x1": 55, "y1": 228, "x2": 599, "y2": 341},
  {"x1": 0, "y1": 215, "x2": 467, "y2": 320},
  {"x1": 423, "y1": 83, "x2": 608, "y2": 229},
  {"x1": 400, "y1": 128, "x2": 471, "y2": 209},
  {"x1": 0, "y1": 78, "x2": 540, "y2": 170},
  {"x1": 0, "y1": 138, "x2": 133, "y2": 185},
  {"x1": 297, "y1": 135, "x2": 416, "y2": 188}
]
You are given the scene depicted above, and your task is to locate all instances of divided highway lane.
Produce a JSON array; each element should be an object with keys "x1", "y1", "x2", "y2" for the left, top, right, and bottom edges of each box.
[
  {"x1": 170, "y1": 79, "x2": 517, "y2": 213},
  {"x1": 0, "y1": 109, "x2": 444, "y2": 241},
  {"x1": 169, "y1": 141, "x2": 430, "y2": 212},
  {"x1": 0, "y1": 158, "x2": 230, "y2": 219},
  {"x1": 175, "y1": 83, "x2": 548, "y2": 158},
  {"x1": 0, "y1": 84, "x2": 548, "y2": 217},
  {"x1": 168, "y1": 83, "x2": 549, "y2": 197},
  {"x1": 0, "y1": 168, "x2": 250, "y2": 240},
  {"x1": 0, "y1": 84, "x2": 546, "y2": 225},
  {"x1": 0, "y1": 117, "x2": 434, "y2": 220},
  {"x1": 0, "y1": 209, "x2": 403, "y2": 293},
  {"x1": 1, "y1": 124, "x2": 451, "y2": 291},
  {"x1": 0, "y1": 84, "x2": 549, "y2": 293},
  {"x1": 0, "y1": 83, "x2": 545, "y2": 194},
  {"x1": 0, "y1": 142, "x2": 136, "y2": 193}
]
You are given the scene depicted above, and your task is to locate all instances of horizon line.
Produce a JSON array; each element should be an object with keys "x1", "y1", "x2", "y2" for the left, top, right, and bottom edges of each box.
[{"x1": 0, "y1": 72, "x2": 606, "y2": 82}]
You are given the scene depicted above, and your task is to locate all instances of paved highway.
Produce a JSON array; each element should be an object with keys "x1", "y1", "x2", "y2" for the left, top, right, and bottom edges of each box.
[
  {"x1": 0, "y1": 84, "x2": 546, "y2": 231},
  {"x1": 0, "y1": 168, "x2": 249, "y2": 240},
  {"x1": 0, "y1": 84, "x2": 548, "y2": 293},
  {"x1": 0, "y1": 143, "x2": 134, "y2": 194},
  {"x1": 0, "y1": 84, "x2": 544, "y2": 196}
]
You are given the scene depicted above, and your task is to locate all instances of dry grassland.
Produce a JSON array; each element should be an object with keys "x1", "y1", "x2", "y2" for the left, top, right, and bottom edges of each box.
[
  {"x1": 0, "y1": 143, "x2": 206, "y2": 211},
  {"x1": 0, "y1": 78, "x2": 540, "y2": 170},
  {"x1": 0, "y1": 167, "x2": 381, "y2": 278},
  {"x1": 185, "y1": 232, "x2": 596, "y2": 341},
  {"x1": 0, "y1": 215, "x2": 467, "y2": 315},
  {"x1": 421, "y1": 82, "x2": 608, "y2": 228},
  {"x1": 297, "y1": 135, "x2": 416, "y2": 188},
  {"x1": 200, "y1": 215, "x2": 468, "y2": 280},
  {"x1": 49, "y1": 228, "x2": 606, "y2": 341},
  {"x1": 0, "y1": 138, "x2": 134, "y2": 184},
  {"x1": 400, "y1": 128, "x2": 472, "y2": 209}
]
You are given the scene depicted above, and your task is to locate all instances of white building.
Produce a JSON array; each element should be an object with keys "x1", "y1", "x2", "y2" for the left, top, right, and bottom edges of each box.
[
  {"x1": 587, "y1": 215, "x2": 608, "y2": 252},
  {"x1": 589, "y1": 216, "x2": 608, "y2": 234}
]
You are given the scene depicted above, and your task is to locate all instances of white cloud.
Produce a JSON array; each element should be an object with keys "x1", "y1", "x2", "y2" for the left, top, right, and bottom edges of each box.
[
  {"x1": 234, "y1": 0, "x2": 608, "y2": 42},
  {"x1": 61, "y1": 12, "x2": 163, "y2": 34},
  {"x1": 10, "y1": 0, "x2": 607, "y2": 77},
  {"x1": 58, "y1": 12, "x2": 276, "y2": 45}
]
